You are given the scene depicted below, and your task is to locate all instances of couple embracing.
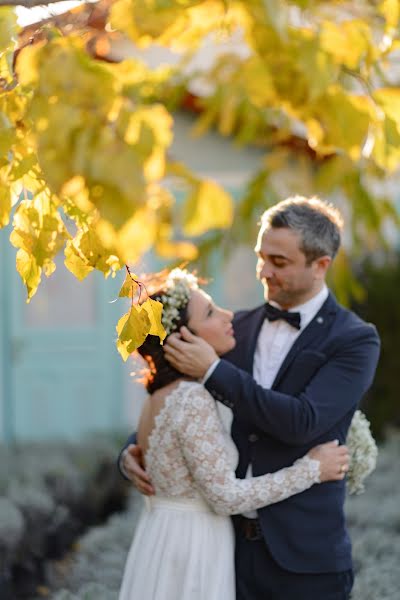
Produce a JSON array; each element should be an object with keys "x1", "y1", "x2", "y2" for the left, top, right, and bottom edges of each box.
[{"x1": 117, "y1": 196, "x2": 380, "y2": 600}]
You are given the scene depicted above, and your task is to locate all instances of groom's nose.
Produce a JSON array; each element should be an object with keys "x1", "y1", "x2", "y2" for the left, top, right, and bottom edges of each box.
[{"x1": 259, "y1": 261, "x2": 274, "y2": 281}]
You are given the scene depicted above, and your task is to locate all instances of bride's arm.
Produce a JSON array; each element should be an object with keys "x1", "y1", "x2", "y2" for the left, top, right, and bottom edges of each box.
[{"x1": 175, "y1": 385, "x2": 345, "y2": 517}]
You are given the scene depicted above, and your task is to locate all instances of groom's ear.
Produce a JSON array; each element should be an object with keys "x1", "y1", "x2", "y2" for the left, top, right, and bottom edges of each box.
[{"x1": 312, "y1": 255, "x2": 331, "y2": 280}]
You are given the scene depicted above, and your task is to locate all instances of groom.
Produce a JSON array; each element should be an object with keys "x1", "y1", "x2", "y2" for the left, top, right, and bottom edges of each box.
[{"x1": 121, "y1": 196, "x2": 380, "y2": 599}]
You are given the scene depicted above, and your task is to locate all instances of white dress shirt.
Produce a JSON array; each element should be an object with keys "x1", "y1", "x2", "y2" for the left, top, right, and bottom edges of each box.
[
  {"x1": 252, "y1": 285, "x2": 329, "y2": 389},
  {"x1": 243, "y1": 285, "x2": 329, "y2": 516}
]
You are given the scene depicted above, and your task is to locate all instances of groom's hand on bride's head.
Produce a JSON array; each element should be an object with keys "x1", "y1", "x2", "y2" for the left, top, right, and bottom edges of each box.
[
  {"x1": 164, "y1": 327, "x2": 218, "y2": 379},
  {"x1": 122, "y1": 445, "x2": 155, "y2": 496}
]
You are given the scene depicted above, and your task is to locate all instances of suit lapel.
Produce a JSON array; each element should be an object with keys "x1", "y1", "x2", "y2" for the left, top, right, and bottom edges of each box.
[{"x1": 272, "y1": 292, "x2": 339, "y2": 390}]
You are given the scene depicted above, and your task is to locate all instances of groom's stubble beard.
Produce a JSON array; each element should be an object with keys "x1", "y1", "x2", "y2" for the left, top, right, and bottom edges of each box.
[{"x1": 263, "y1": 271, "x2": 317, "y2": 309}]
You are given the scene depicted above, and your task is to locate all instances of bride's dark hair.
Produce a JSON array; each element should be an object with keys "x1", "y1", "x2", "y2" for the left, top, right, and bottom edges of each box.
[{"x1": 137, "y1": 292, "x2": 191, "y2": 394}]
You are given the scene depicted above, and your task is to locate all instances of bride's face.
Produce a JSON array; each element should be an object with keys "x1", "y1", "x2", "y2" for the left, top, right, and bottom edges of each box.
[{"x1": 187, "y1": 289, "x2": 236, "y2": 355}]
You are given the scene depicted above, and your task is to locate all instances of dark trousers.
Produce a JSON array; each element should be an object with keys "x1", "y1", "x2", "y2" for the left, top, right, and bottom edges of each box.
[{"x1": 234, "y1": 518, "x2": 354, "y2": 600}]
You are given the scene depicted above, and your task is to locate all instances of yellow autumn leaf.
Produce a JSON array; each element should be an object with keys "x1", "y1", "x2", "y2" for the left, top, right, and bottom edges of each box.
[
  {"x1": 10, "y1": 153, "x2": 37, "y2": 182},
  {"x1": 110, "y1": 0, "x2": 184, "y2": 46},
  {"x1": 379, "y1": 0, "x2": 400, "y2": 29},
  {"x1": 118, "y1": 271, "x2": 139, "y2": 298},
  {"x1": 313, "y1": 87, "x2": 372, "y2": 159},
  {"x1": 64, "y1": 240, "x2": 94, "y2": 280},
  {"x1": 0, "y1": 7, "x2": 19, "y2": 52},
  {"x1": 240, "y1": 56, "x2": 277, "y2": 108},
  {"x1": 183, "y1": 180, "x2": 234, "y2": 237},
  {"x1": 16, "y1": 248, "x2": 41, "y2": 302},
  {"x1": 10, "y1": 196, "x2": 69, "y2": 293},
  {"x1": 320, "y1": 20, "x2": 371, "y2": 70},
  {"x1": 15, "y1": 40, "x2": 44, "y2": 87},
  {"x1": 141, "y1": 298, "x2": 167, "y2": 342},
  {"x1": 116, "y1": 338, "x2": 131, "y2": 362},
  {"x1": 115, "y1": 305, "x2": 151, "y2": 361},
  {"x1": 0, "y1": 182, "x2": 11, "y2": 228},
  {"x1": 155, "y1": 239, "x2": 199, "y2": 261},
  {"x1": 373, "y1": 88, "x2": 400, "y2": 129},
  {"x1": 0, "y1": 110, "x2": 16, "y2": 156},
  {"x1": 116, "y1": 207, "x2": 157, "y2": 264},
  {"x1": 370, "y1": 116, "x2": 400, "y2": 171},
  {"x1": 79, "y1": 229, "x2": 109, "y2": 269},
  {"x1": 43, "y1": 258, "x2": 56, "y2": 277}
]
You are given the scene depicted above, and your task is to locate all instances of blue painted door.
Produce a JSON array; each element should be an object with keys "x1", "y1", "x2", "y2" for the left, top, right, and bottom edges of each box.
[{"x1": 1, "y1": 236, "x2": 124, "y2": 442}]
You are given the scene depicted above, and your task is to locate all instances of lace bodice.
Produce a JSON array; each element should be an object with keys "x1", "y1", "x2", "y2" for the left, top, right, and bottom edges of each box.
[{"x1": 145, "y1": 381, "x2": 320, "y2": 517}]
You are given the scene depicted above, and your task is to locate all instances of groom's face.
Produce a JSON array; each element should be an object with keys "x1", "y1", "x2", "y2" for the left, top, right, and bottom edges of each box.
[{"x1": 255, "y1": 225, "x2": 325, "y2": 309}]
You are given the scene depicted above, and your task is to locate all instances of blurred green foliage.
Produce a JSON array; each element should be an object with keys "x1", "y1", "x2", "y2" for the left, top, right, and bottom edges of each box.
[{"x1": 351, "y1": 254, "x2": 400, "y2": 439}]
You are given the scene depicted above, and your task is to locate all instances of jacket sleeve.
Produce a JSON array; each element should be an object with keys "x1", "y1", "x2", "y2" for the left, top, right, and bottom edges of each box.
[{"x1": 205, "y1": 324, "x2": 380, "y2": 445}]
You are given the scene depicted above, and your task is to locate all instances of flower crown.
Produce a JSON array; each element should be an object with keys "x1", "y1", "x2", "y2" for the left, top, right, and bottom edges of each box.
[{"x1": 160, "y1": 268, "x2": 199, "y2": 335}]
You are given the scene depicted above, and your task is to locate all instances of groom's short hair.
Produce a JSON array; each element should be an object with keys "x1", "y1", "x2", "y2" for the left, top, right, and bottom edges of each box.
[{"x1": 261, "y1": 196, "x2": 344, "y2": 264}]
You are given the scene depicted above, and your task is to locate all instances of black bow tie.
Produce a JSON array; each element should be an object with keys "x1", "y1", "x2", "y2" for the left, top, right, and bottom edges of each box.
[{"x1": 264, "y1": 302, "x2": 301, "y2": 330}]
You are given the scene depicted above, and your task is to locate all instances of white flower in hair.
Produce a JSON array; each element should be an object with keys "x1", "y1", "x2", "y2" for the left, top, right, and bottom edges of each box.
[
  {"x1": 346, "y1": 410, "x2": 378, "y2": 495},
  {"x1": 161, "y1": 269, "x2": 199, "y2": 335}
]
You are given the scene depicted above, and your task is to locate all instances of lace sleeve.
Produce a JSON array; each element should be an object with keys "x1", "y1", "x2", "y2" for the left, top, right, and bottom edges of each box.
[{"x1": 175, "y1": 384, "x2": 320, "y2": 516}]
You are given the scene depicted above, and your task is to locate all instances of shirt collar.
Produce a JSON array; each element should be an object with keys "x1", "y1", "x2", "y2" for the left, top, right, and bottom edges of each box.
[{"x1": 270, "y1": 285, "x2": 329, "y2": 330}]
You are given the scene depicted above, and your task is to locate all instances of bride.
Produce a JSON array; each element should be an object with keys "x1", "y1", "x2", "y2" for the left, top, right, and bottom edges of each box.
[{"x1": 119, "y1": 269, "x2": 349, "y2": 600}]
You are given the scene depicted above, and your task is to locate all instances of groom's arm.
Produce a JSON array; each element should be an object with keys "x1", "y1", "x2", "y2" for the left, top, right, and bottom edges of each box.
[{"x1": 206, "y1": 325, "x2": 380, "y2": 445}]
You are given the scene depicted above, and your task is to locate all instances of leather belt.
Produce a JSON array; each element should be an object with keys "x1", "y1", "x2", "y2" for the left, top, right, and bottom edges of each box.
[{"x1": 237, "y1": 516, "x2": 264, "y2": 541}]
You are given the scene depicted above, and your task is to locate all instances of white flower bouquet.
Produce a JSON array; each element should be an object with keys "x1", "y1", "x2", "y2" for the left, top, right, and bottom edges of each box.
[{"x1": 346, "y1": 410, "x2": 378, "y2": 495}]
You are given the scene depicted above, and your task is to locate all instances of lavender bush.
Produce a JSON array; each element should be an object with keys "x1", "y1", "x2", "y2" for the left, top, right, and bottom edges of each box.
[
  {"x1": 45, "y1": 432, "x2": 400, "y2": 600},
  {"x1": 0, "y1": 435, "x2": 130, "y2": 599}
]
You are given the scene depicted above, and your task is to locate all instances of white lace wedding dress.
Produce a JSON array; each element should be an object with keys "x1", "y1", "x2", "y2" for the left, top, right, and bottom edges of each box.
[{"x1": 119, "y1": 381, "x2": 320, "y2": 600}]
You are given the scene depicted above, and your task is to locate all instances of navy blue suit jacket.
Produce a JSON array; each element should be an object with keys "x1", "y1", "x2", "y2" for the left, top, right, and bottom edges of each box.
[{"x1": 205, "y1": 292, "x2": 380, "y2": 574}]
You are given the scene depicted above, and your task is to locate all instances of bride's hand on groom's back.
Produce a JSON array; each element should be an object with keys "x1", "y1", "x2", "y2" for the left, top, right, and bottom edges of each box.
[
  {"x1": 122, "y1": 445, "x2": 155, "y2": 496},
  {"x1": 308, "y1": 440, "x2": 350, "y2": 483}
]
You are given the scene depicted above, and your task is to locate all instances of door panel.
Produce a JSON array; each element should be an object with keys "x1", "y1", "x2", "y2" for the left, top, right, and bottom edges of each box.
[{"x1": 3, "y1": 244, "x2": 123, "y2": 442}]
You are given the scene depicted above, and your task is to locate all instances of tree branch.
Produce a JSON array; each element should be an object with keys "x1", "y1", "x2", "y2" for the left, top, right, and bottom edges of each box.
[{"x1": 0, "y1": 0, "x2": 85, "y2": 7}]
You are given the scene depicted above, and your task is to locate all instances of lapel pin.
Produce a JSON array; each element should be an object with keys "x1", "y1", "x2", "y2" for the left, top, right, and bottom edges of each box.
[{"x1": 316, "y1": 317, "x2": 324, "y2": 324}]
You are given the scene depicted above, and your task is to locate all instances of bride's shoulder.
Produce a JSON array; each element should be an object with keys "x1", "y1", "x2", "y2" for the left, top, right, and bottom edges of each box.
[{"x1": 173, "y1": 381, "x2": 214, "y2": 411}]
